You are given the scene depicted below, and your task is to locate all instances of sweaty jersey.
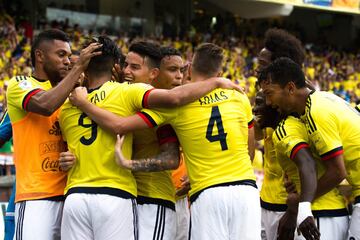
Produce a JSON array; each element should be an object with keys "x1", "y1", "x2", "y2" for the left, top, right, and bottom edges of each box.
[
  {"x1": 7, "y1": 76, "x2": 67, "y2": 202},
  {"x1": 260, "y1": 128, "x2": 288, "y2": 211},
  {"x1": 59, "y1": 81, "x2": 152, "y2": 197},
  {"x1": 139, "y1": 88, "x2": 256, "y2": 198},
  {"x1": 301, "y1": 91, "x2": 360, "y2": 198},
  {"x1": 133, "y1": 124, "x2": 177, "y2": 207},
  {"x1": 273, "y1": 116, "x2": 348, "y2": 216}
]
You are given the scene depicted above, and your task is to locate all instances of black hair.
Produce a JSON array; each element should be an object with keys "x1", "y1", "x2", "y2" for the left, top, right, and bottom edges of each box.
[
  {"x1": 192, "y1": 43, "x2": 224, "y2": 78},
  {"x1": 160, "y1": 46, "x2": 181, "y2": 59},
  {"x1": 260, "y1": 57, "x2": 306, "y2": 88},
  {"x1": 264, "y1": 28, "x2": 305, "y2": 66},
  {"x1": 128, "y1": 41, "x2": 162, "y2": 69},
  {"x1": 83, "y1": 36, "x2": 122, "y2": 76},
  {"x1": 31, "y1": 29, "x2": 70, "y2": 67}
]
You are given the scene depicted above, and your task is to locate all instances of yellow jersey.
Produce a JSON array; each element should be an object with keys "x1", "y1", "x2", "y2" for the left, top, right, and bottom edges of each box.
[
  {"x1": 301, "y1": 91, "x2": 360, "y2": 199},
  {"x1": 7, "y1": 75, "x2": 67, "y2": 202},
  {"x1": 273, "y1": 116, "x2": 348, "y2": 216},
  {"x1": 133, "y1": 124, "x2": 177, "y2": 209},
  {"x1": 59, "y1": 81, "x2": 152, "y2": 197},
  {"x1": 140, "y1": 88, "x2": 256, "y2": 201},
  {"x1": 356, "y1": 104, "x2": 360, "y2": 113},
  {"x1": 260, "y1": 128, "x2": 288, "y2": 211}
]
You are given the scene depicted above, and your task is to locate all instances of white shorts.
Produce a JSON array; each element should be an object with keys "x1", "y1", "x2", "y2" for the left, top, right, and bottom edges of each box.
[
  {"x1": 14, "y1": 200, "x2": 63, "y2": 240},
  {"x1": 174, "y1": 196, "x2": 190, "y2": 240},
  {"x1": 295, "y1": 215, "x2": 349, "y2": 240},
  {"x1": 348, "y1": 202, "x2": 360, "y2": 240},
  {"x1": 261, "y1": 208, "x2": 285, "y2": 240},
  {"x1": 190, "y1": 184, "x2": 261, "y2": 240},
  {"x1": 137, "y1": 202, "x2": 176, "y2": 240},
  {"x1": 61, "y1": 193, "x2": 137, "y2": 240}
]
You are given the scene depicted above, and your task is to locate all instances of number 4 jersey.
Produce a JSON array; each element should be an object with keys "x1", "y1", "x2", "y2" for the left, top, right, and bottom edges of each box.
[
  {"x1": 59, "y1": 81, "x2": 152, "y2": 197},
  {"x1": 139, "y1": 88, "x2": 256, "y2": 197}
]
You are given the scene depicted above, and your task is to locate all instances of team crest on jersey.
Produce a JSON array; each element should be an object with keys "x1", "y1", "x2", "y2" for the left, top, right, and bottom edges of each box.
[{"x1": 18, "y1": 80, "x2": 32, "y2": 90}]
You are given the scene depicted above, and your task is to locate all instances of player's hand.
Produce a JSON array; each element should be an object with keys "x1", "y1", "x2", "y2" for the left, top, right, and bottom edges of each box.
[
  {"x1": 114, "y1": 134, "x2": 131, "y2": 169},
  {"x1": 277, "y1": 210, "x2": 297, "y2": 240},
  {"x1": 284, "y1": 175, "x2": 298, "y2": 194},
  {"x1": 69, "y1": 87, "x2": 88, "y2": 107},
  {"x1": 111, "y1": 63, "x2": 123, "y2": 83},
  {"x1": 76, "y1": 42, "x2": 102, "y2": 71},
  {"x1": 176, "y1": 175, "x2": 191, "y2": 197},
  {"x1": 298, "y1": 216, "x2": 320, "y2": 240},
  {"x1": 211, "y1": 77, "x2": 245, "y2": 94},
  {"x1": 59, "y1": 151, "x2": 76, "y2": 171}
]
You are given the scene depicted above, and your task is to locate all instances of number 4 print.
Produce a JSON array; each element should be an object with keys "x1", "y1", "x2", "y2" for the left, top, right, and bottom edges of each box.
[{"x1": 206, "y1": 106, "x2": 228, "y2": 151}]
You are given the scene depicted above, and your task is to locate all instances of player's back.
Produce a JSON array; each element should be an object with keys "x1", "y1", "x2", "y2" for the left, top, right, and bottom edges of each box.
[
  {"x1": 160, "y1": 89, "x2": 255, "y2": 197},
  {"x1": 60, "y1": 81, "x2": 151, "y2": 197}
]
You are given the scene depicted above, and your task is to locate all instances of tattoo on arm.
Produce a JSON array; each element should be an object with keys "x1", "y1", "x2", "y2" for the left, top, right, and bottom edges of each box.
[{"x1": 131, "y1": 142, "x2": 180, "y2": 172}]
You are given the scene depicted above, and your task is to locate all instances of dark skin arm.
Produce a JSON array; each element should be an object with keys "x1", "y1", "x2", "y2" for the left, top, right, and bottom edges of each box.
[
  {"x1": 278, "y1": 148, "x2": 320, "y2": 240},
  {"x1": 315, "y1": 154, "x2": 347, "y2": 199},
  {"x1": 26, "y1": 43, "x2": 102, "y2": 116},
  {"x1": 115, "y1": 135, "x2": 180, "y2": 171},
  {"x1": 292, "y1": 148, "x2": 320, "y2": 240}
]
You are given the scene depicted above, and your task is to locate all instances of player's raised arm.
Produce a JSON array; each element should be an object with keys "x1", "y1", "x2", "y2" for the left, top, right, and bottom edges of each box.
[
  {"x1": 146, "y1": 77, "x2": 243, "y2": 108},
  {"x1": 26, "y1": 43, "x2": 102, "y2": 116},
  {"x1": 115, "y1": 135, "x2": 180, "y2": 171}
]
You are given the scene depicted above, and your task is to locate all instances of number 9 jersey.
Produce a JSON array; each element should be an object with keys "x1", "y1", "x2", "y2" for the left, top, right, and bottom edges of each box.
[
  {"x1": 139, "y1": 88, "x2": 256, "y2": 198},
  {"x1": 59, "y1": 81, "x2": 152, "y2": 197}
]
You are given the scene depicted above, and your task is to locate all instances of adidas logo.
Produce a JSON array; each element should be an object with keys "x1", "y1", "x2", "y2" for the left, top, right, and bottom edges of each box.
[{"x1": 49, "y1": 121, "x2": 61, "y2": 136}]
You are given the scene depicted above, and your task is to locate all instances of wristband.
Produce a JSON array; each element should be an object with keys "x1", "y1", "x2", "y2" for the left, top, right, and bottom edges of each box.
[{"x1": 297, "y1": 201, "x2": 312, "y2": 226}]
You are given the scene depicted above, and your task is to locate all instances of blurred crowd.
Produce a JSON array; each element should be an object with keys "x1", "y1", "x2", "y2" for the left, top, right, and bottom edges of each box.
[
  {"x1": 2, "y1": 12, "x2": 360, "y2": 114},
  {"x1": 2, "y1": 12, "x2": 359, "y2": 188}
]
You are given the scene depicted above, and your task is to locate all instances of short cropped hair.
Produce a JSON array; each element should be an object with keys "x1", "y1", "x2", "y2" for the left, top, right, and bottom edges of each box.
[
  {"x1": 160, "y1": 46, "x2": 181, "y2": 59},
  {"x1": 31, "y1": 29, "x2": 70, "y2": 67},
  {"x1": 129, "y1": 41, "x2": 162, "y2": 69},
  {"x1": 83, "y1": 36, "x2": 122, "y2": 76},
  {"x1": 259, "y1": 57, "x2": 306, "y2": 88},
  {"x1": 192, "y1": 43, "x2": 224, "y2": 78}
]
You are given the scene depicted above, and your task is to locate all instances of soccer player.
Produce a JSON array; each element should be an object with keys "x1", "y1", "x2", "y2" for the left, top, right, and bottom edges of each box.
[
  {"x1": 126, "y1": 44, "x2": 182, "y2": 240},
  {"x1": 255, "y1": 28, "x2": 306, "y2": 240},
  {"x1": 260, "y1": 57, "x2": 360, "y2": 240},
  {"x1": 6, "y1": 29, "x2": 101, "y2": 240},
  {"x1": 72, "y1": 43, "x2": 260, "y2": 240},
  {"x1": 59, "y1": 38, "x2": 241, "y2": 240}
]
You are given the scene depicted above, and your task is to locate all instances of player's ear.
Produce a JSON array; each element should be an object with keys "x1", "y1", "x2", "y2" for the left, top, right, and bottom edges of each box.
[
  {"x1": 287, "y1": 81, "x2": 296, "y2": 95},
  {"x1": 35, "y1": 49, "x2": 44, "y2": 64},
  {"x1": 149, "y1": 68, "x2": 160, "y2": 81}
]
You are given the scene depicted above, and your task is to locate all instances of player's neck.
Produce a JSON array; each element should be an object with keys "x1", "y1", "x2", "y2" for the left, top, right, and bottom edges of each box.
[
  {"x1": 87, "y1": 74, "x2": 111, "y2": 90},
  {"x1": 294, "y1": 87, "x2": 312, "y2": 115},
  {"x1": 191, "y1": 73, "x2": 208, "y2": 82},
  {"x1": 32, "y1": 69, "x2": 49, "y2": 82}
]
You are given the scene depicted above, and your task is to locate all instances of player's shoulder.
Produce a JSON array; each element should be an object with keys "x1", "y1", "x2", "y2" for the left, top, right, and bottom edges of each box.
[{"x1": 275, "y1": 115, "x2": 305, "y2": 141}]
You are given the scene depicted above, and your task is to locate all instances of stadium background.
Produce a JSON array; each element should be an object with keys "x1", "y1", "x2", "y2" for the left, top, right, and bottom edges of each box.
[{"x1": 1, "y1": 0, "x2": 360, "y2": 237}]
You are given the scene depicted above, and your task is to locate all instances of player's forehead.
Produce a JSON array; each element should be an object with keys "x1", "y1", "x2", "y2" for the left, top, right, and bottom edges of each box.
[
  {"x1": 125, "y1": 52, "x2": 145, "y2": 65},
  {"x1": 41, "y1": 39, "x2": 71, "y2": 54},
  {"x1": 161, "y1": 55, "x2": 183, "y2": 67}
]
